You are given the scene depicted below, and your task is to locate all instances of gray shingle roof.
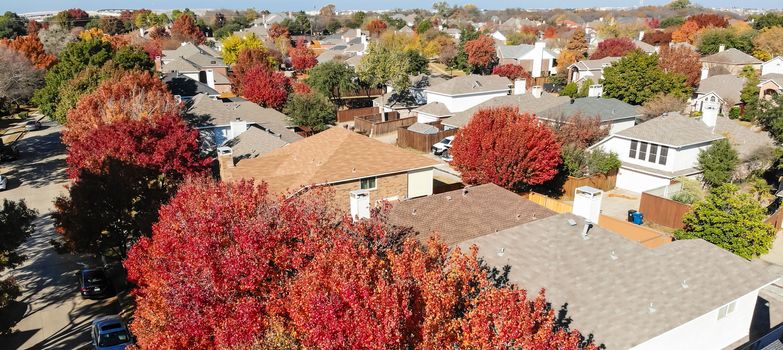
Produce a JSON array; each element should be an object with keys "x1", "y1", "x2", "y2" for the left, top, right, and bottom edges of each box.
[
  {"x1": 701, "y1": 48, "x2": 763, "y2": 65},
  {"x1": 415, "y1": 102, "x2": 451, "y2": 116},
  {"x1": 388, "y1": 184, "x2": 555, "y2": 246},
  {"x1": 497, "y1": 44, "x2": 556, "y2": 59},
  {"x1": 538, "y1": 97, "x2": 641, "y2": 123},
  {"x1": 459, "y1": 213, "x2": 779, "y2": 349},
  {"x1": 634, "y1": 39, "x2": 657, "y2": 53},
  {"x1": 445, "y1": 93, "x2": 570, "y2": 128},
  {"x1": 761, "y1": 73, "x2": 783, "y2": 88},
  {"x1": 570, "y1": 56, "x2": 620, "y2": 71},
  {"x1": 615, "y1": 113, "x2": 723, "y2": 147},
  {"x1": 426, "y1": 74, "x2": 510, "y2": 96},
  {"x1": 697, "y1": 74, "x2": 746, "y2": 103},
  {"x1": 714, "y1": 116, "x2": 776, "y2": 162},
  {"x1": 406, "y1": 123, "x2": 440, "y2": 134},
  {"x1": 225, "y1": 126, "x2": 289, "y2": 160},
  {"x1": 162, "y1": 73, "x2": 219, "y2": 97}
]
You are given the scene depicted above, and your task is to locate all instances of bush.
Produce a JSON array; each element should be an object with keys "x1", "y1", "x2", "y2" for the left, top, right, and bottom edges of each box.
[
  {"x1": 16, "y1": 111, "x2": 28, "y2": 119},
  {"x1": 561, "y1": 82, "x2": 578, "y2": 98},
  {"x1": 587, "y1": 149, "x2": 621, "y2": 174},
  {"x1": 729, "y1": 106, "x2": 740, "y2": 119}
]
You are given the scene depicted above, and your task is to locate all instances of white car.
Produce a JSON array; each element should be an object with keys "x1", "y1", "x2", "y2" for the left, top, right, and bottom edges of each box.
[
  {"x1": 431, "y1": 136, "x2": 454, "y2": 156},
  {"x1": 0, "y1": 175, "x2": 6, "y2": 190}
]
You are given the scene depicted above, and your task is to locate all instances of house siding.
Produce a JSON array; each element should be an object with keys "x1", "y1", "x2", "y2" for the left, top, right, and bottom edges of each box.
[
  {"x1": 330, "y1": 172, "x2": 411, "y2": 209},
  {"x1": 425, "y1": 91, "x2": 509, "y2": 113}
]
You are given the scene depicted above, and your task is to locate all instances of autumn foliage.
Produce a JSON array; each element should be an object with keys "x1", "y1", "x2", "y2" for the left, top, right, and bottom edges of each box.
[
  {"x1": 0, "y1": 34, "x2": 56, "y2": 69},
  {"x1": 672, "y1": 20, "x2": 700, "y2": 44},
  {"x1": 688, "y1": 13, "x2": 729, "y2": 29},
  {"x1": 451, "y1": 107, "x2": 562, "y2": 190},
  {"x1": 288, "y1": 38, "x2": 318, "y2": 72},
  {"x1": 365, "y1": 19, "x2": 388, "y2": 37},
  {"x1": 171, "y1": 14, "x2": 205, "y2": 44},
  {"x1": 124, "y1": 179, "x2": 597, "y2": 350},
  {"x1": 238, "y1": 65, "x2": 290, "y2": 109},
  {"x1": 492, "y1": 63, "x2": 532, "y2": 81},
  {"x1": 554, "y1": 114, "x2": 610, "y2": 148},
  {"x1": 659, "y1": 45, "x2": 702, "y2": 87},
  {"x1": 464, "y1": 35, "x2": 497, "y2": 72},
  {"x1": 63, "y1": 71, "x2": 179, "y2": 146},
  {"x1": 268, "y1": 23, "x2": 289, "y2": 39},
  {"x1": 590, "y1": 38, "x2": 636, "y2": 59}
]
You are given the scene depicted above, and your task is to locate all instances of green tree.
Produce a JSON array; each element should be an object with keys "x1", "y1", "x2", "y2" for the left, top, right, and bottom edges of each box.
[
  {"x1": 697, "y1": 28, "x2": 756, "y2": 55},
  {"x1": 0, "y1": 11, "x2": 27, "y2": 39},
  {"x1": 505, "y1": 31, "x2": 536, "y2": 45},
  {"x1": 452, "y1": 25, "x2": 479, "y2": 71},
  {"x1": 52, "y1": 62, "x2": 122, "y2": 125},
  {"x1": 284, "y1": 92, "x2": 336, "y2": 133},
  {"x1": 357, "y1": 41, "x2": 411, "y2": 113},
  {"x1": 660, "y1": 16, "x2": 684, "y2": 28},
  {"x1": 667, "y1": 0, "x2": 691, "y2": 9},
  {"x1": 304, "y1": 61, "x2": 357, "y2": 105},
  {"x1": 214, "y1": 22, "x2": 242, "y2": 40},
  {"x1": 601, "y1": 50, "x2": 690, "y2": 105},
  {"x1": 578, "y1": 79, "x2": 592, "y2": 98},
  {"x1": 754, "y1": 93, "x2": 783, "y2": 143},
  {"x1": 750, "y1": 13, "x2": 783, "y2": 30},
  {"x1": 675, "y1": 184, "x2": 774, "y2": 259},
  {"x1": 561, "y1": 82, "x2": 578, "y2": 98},
  {"x1": 404, "y1": 49, "x2": 429, "y2": 75},
  {"x1": 0, "y1": 199, "x2": 37, "y2": 325},
  {"x1": 346, "y1": 11, "x2": 366, "y2": 29},
  {"x1": 739, "y1": 65, "x2": 760, "y2": 120},
  {"x1": 112, "y1": 46, "x2": 154, "y2": 71},
  {"x1": 697, "y1": 139, "x2": 739, "y2": 188}
]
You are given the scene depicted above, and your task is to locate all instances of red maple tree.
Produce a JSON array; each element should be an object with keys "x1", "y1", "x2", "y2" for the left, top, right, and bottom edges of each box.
[
  {"x1": 589, "y1": 38, "x2": 637, "y2": 59},
  {"x1": 171, "y1": 14, "x2": 205, "y2": 44},
  {"x1": 124, "y1": 179, "x2": 598, "y2": 350},
  {"x1": 63, "y1": 71, "x2": 180, "y2": 146},
  {"x1": 268, "y1": 23, "x2": 290, "y2": 40},
  {"x1": 554, "y1": 113, "x2": 610, "y2": 148},
  {"x1": 492, "y1": 64, "x2": 532, "y2": 81},
  {"x1": 239, "y1": 65, "x2": 290, "y2": 109},
  {"x1": 642, "y1": 31, "x2": 672, "y2": 46},
  {"x1": 658, "y1": 45, "x2": 702, "y2": 87},
  {"x1": 688, "y1": 13, "x2": 728, "y2": 28},
  {"x1": 451, "y1": 106, "x2": 562, "y2": 190},
  {"x1": 288, "y1": 38, "x2": 318, "y2": 72},
  {"x1": 65, "y1": 114, "x2": 209, "y2": 179},
  {"x1": 464, "y1": 35, "x2": 497, "y2": 73},
  {"x1": 365, "y1": 19, "x2": 388, "y2": 37},
  {"x1": 27, "y1": 20, "x2": 41, "y2": 35},
  {"x1": 0, "y1": 34, "x2": 56, "y2": 69}
]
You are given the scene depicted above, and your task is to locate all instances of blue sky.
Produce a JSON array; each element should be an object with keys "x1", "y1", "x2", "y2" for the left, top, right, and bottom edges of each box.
[{"x1": 8, "y1": 1, "x2": 781, "y2": 13}]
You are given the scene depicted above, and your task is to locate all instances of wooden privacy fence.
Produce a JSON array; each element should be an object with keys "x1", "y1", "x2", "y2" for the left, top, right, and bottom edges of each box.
[
  {"x1": 337, "y1": 107, "x2": 378, "y2": 123},
  {"x1": 353, "y1": 112, "x2": 415, "y2": 136},
  {"x1": 397, "y1": 127, "x2": 458, "y2": 153},
  {"x1": 526, "y1": 192, "x2": 573, "y2": 213},
  {"x1": 638, "y1": 192, "x2": 692, "y2": 229},
  {"x1": 561, "y1": 170, "x2": 618, "y2": 200}
]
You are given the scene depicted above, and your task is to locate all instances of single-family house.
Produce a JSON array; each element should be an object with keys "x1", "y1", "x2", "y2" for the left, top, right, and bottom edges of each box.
[
  {"x1": 185, "y1": 94, "x2": 302, "y2": 152},
  {"x1": 162, "y1": 72, "x2": 220, "y2": 101},
  {"x1": 252, "y1": 12, "x2": 288, "y2": 28},
  {"x1": 701, "y1": 47, "x2": 762, "y2": 77},
  {"x1": 443, "y1": 28, "x2": 461, "y2": 41},
  {"x1": 374, "y1": 74, "x2": 449, "y2": 113},
  {"x1": 567, "y1": 57, "x2": 621, "y2": 84},
  {"x1": 398, "y1": 25, "x2": 414, "y2": 34},
  {"x1": 444, "y1": 85, "x2": 569, "y2": 129},
  {"x1": 634, "y1": 39, "x2": 657, "y2": 54},
  {"x1": 387, "y1": 183, "x2": 554, "y2": 246},
  {"x1": 496, "y1": 42, "x2": 557, "y2": 78},
  {"x1": 762, "y1": 56, "x2": 783, "y2": 76},
  {"x1": 218, "y1": 127, "x2": 439, "y2": 211},
  {"x1": 424, "y1": 74, "x2": 511, "y2": 113},
  {"x1": 692, "y1": 74, "x2": 746, "y2": 113},
  {"x1": 759, "y1": 74, "x2": 783, "y2": 100},
  {"x1": 158, "y1": 43, "x2": 231, "y2": 94},
  {"x1": 413, "y1": 102, "x2": 452, "y2": 124},
  {"x1": 223, "y1": 125, "x2": 290, "y2": 161},
  {"x1": 537, "y1": 95, "x2": 641, "y2": 134},
  {"x1": 490, "y1": 30, "x2": 507, "y2": 42},
  {"x1": 390, "y1": 13, "x2": 416, "y2": 27},
  {"x1": 461, "y1": 212, "x2": 780, "y2": 349}
]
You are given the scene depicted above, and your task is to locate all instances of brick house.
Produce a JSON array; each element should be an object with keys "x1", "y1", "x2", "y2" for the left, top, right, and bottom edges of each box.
[{"x1": 218, "y1": 127, "x2": 439, "y2": 211}]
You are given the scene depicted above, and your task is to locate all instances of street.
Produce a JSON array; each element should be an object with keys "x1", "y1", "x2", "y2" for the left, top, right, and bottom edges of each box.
[{"x1": 0, "y1": 118, "x2": 121, "y2": 350}]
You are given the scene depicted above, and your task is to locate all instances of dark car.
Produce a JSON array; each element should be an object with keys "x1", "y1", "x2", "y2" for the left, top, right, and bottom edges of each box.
[
  {"x1": 78, "y1": 268, "x2": 113, "y2": 298},
  {"x1": 91, "y1": 315, "x2": 133, "y2": 349}
]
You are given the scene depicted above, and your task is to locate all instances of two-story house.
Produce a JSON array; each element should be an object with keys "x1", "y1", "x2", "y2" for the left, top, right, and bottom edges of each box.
[
  {"x1": 700, "y1": 47, "x2": 762, "y2": 77},
  {"x1": 424, "y1": 74, "x2": 511, "y2": 113},
  {"x1": 567, "y1": 57, "x2": 620, "y2": 84},
  {"x1": 496, "y1": 42, "x2": 557, "y2": 79},
  {"x1": 759, "y1": 56, "x2": 783, "y2": 100},
  {"x1": 157, "y1": 43, "x2": 232, "y2": 94}
]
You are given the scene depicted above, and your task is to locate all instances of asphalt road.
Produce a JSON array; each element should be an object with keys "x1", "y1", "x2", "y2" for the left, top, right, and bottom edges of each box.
[{"x1": 0, "y1": 119, "x2": 121, "y2": 350}]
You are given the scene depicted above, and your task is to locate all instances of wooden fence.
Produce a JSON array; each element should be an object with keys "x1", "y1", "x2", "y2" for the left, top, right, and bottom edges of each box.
[
  {"x1": 638, "y1": 192, "x2": 692, "y2": 229},
  {"x1": 397, "y1": 127, "x2": 459, "y2": 153},
  {"x1": 337, "y1": 107, "x2": 378, "y2": 123},
  {"x1": 526, "y1": 192, "x2": 573, "y2": 213},
  {"x1": 353, "y1": 112, "x2": 415, "y2": 136},
  {"x1": 560, "y1": 170, "x2": 618, "y2": 200},
  {"x1": 340, "y1": 87, "x2": 385, "y2": 99}
]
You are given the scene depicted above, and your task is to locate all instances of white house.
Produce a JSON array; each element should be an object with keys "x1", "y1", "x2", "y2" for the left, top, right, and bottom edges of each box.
[
  {"x1": 567, "y1": 57, "x2": 620, "y2": 84},
  {"x1": 761, "y1": 56, "x2": 783, "y2": 76},
  {"x1": 692, "y1": 74, "x2": 745, "y2": 113},
  {"x1": 490, "y1": 30, "x2": 507, "y2": 42},
  {"x1": 496, "y1": 42, "x2": 557, "y2": 78},
  {"x1": 413, "y1": 102, "x2": 452, "y2": 124},
  {"x1": 424, "y1": 74, "x2": 511, "y2": 113}
]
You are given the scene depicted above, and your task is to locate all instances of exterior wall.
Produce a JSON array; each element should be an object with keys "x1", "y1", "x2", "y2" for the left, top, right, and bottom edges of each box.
[
  {"x1": 762, "y1": 58, "x2": 783, "y2": 76},
  {"x1": 183, "y1": 72, "x2": 200, "y2": 81},
  {"x1": 407, "y1": 168, "x2": 434, "y2": 198},
  {"x1": 608, "y1": 119, "x2": 636, "y2": 134},
  {"x1": 599, "y1": 137, "x2": 709, "y2": 174},
  {"x1": 615, "y1": 167, "x2": 671, "y2": 193},
  {"x1": 425, "y1": 91, "x2": 509, "y2": 113},
  {"x1": 759, "y1": 80, "x2": 781, "y2": 99},
  {"x1": 330, "y1": 173, "x2": 410, "y2": 209},
  {"x1": 214, "y1": 84, "x2": 232, "y2": 94},
  {"x1": 704, "y1": 62, "x2": 761, "y2": 76},
  {"x1": 671, "y1": 144, "x2": 706, "y2": 172},
  {"x1": 632, "y1": 289, "x2": 762, "y2": 350},
  {"x1": 416, "y1": 112, "x2": 441, "y2": 124},
  {"x1": 211, "y1": 66, "x2": 228, "y2": 77}
]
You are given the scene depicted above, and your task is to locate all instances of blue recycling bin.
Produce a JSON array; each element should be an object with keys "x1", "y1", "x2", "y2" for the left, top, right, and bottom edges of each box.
[{"x1": 632, "y1": 212, "x2": 644, "y2": 225}]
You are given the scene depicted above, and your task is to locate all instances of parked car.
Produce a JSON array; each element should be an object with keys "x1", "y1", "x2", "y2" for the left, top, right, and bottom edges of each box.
[
  {"x1": 78, "y1": 268, "x2": 113, "y2": 299},
  {"x1": 91, "y1": 315, "x2": 133, "y2": 350},
  {"x1": 441, "y1": 149, "x2": 453, "y2": 162},
  {"x1": 431, "y1": 136, "x2": 454, "y2": 155},
  {"x1": 24, "y1": 120, "x2": 41, "y2": 131},
  {"x1": 0, "y1": 175, "x2": 6, "y2": 190}
]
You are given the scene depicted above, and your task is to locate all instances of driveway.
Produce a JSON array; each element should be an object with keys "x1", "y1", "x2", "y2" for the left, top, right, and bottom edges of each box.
[{"x1": 0, "y1": 118, "x2": 121, "y2": 349}]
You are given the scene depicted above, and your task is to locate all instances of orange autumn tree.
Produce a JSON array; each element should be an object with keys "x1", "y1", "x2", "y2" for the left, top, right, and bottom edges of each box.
[
  {"x1": 672, "y1": 20, "x2": 700, "y2": 44},
  {"x1": 124, "y1": 179, "x2": 598, "y2": 349},
  {"x1": 0, "y1": 34, "x2": 56, "y2": 69},
  {"x1": 63, "y1": 71, "x2": 179, "y2": 146},
  {"x1": 171, "y1": 14, "x2": 205, "y2": 44},
  {"x1": 464, "y1": 35, "x2": 497, "y2": 74}
]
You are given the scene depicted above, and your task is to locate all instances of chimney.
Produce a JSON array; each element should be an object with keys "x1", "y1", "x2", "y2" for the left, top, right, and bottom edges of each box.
[
  {"x1": 350, "y1": 189, "x2": 371, "y2": 221},
  {"x1": 229, "y1": 119, "x2": 248, "y2": 139},
  {"x1": 719, "y1": 44, "x2": 726, "y2": 52},
  {"x1": 513, "y1": 79, "x2": 527, "y2": 95},
  {"x1": 701, "y1": 65, "x2": 709, "y2": 80},
  {"x1": 154, "y1": 56, "x2": 162, "y2": 72},
  {"x1": 360, "y1": 33, "x2": 367, "y2": 46},
  {"x1": 572, "y1": 186, "x2": 602, "y2": 224},
  {"x1": 205, "y1": 69, "x2": 215, "y2": 89},
  {"x1": 588, "y1": 84, "x2": 603, "y2": 98},
  {"x1": 532, "y1": 41, "x2": 546, "y2": 78},
  {"x1": 356, "y1": 28, "x2": 361, "y2": 37},
  {"x1": 638, "y1": 30, "x2": 645, "y2": 41},
  {"x1": 217, "y1": 146, "x2": 234, "y2": 179},
  {"x1": 701, "y1": 99, "x2": 720, "y2": 129},
  {"x1": 531, "y1": 85, "x2": 543, "y2": 98}
]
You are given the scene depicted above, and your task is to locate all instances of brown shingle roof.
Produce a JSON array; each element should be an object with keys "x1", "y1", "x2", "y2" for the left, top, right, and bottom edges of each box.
[
  {"x1": 222, "y1": 127, "x2": 439, "y2": 194},
  {"x1": 387, "y1": 183, "x2": 555, "y2": 245},
  {"x1": 701, "y1": 48, "x2": 762, "y2": 65}
]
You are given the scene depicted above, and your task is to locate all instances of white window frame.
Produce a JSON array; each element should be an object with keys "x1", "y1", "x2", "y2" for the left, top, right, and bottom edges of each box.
[{"x1": 717, "y1": 301, "x2": 736, "y2": 320}]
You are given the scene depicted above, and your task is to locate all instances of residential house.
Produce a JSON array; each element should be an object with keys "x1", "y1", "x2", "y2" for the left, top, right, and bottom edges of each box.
[
  {"x1": 387, "y1": 183, "x2": 555, "y2": 246},
  {"x1": 497, "y1": 17, "x2": 541, "y2": 34},
  {"x1": 496, "y1": 42, "x2": 557, "y2": 78},
  {"x1": 158, "y1": 43, "x2": 232, "y2": 94},
  {"x1": 692, "y1": 74, "x2": 746, "y2": 113},
  {"x1": 185, "y1": 94, "x2": 302, "y2": 152},
  {"x1": 162, "y1": 72, "x2": 220, "y2": 101},
  {"x1": 443, "y1": 86, "x2": 569, "y2": 129},
  {"x1": 251, "y1": 12, "x2": 288, "y2": 28},
  {"x1": 701, "y1": 47, "x2": 762, "y2": 77},
  {"x1": 218, "y1": 127, "x2": 440, "y2": 211},
  {"x1": 490, "y1": 30, "x2": 507, "y2": 42},
  {"x1": 374, "y1": 74, "x2": 449, "y2": 113},
  {"x1": 759, "y1": 57, "x2": 783, "y2": 99},
  {"x1": 425, "y1": 74, "x2": 511, "y2": 113},
  {"x1": 537, "y1": 94, "x2": 641, "y2": 134},
  {"x1": 443, "y1": 28, "x2": 461, "y2": 41},
  {"x1": 222, "y1": 125, "x2": 289, "y2": 161},
  {"x1": 398, "y1": 25, "x2": 414, "y2": 34},
  {"x1": 461, "y1": 212, "x2": 780, "y2": 349},
  {"x1": 567, "y1": 57, "x2": 621, "y2": 84},
  {"x1": 413, "y1": 102, "x2": 452, "y2": 123},
  {"x1": 762, "y1": 56, "x2": 783, "y2": 76},
  {"x1": 634, "y1": 39, "x2": 657, "y2": 54},
  {"x1": 390, "y1": 13, "x2": 416, "y2": 27}
]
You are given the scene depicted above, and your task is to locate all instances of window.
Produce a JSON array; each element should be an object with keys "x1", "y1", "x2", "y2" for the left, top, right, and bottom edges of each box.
[
  {"x1": 648, "y1": 144, "x2": 658, "y2": 163},
  {"x1": 659, "y1": 146, "x2": 668, "y2": 165},
  {"x1": 718, "y1": 301, "x2": 736, "y2": 320},
  {"x1": 629, "y1": 140, "x2": 638, "y2": 159},
  {"x1": 638, "y1": 142, "x2": 648, "y2": 160},
  {"x1": 360, "y1": 177, "x2": 377, "y2": 190}
]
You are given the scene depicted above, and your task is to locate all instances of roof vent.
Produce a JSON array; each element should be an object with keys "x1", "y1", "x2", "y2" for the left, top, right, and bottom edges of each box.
[
  {"x1": 610, "y1": 250, "x2": 618, "y2": 260},
  {"x1": 581, "y1": 222, "x2": 593, "y2": 240},
  {"x1": 462, "y1": 188, "x2": 469, "y2": 196},
  {"x1": 567, "y1": 218, "x2": 577, "y2": 226},
  {"x1": 648, "y1": 303, "x2": 656, "y2": 314},
  {"x1": 446, "y1": 195, "x2": 452, "y2": 201},
  {"x1": 497, "y1": 247, "x2": 505, "y2": 257},
  {"x1": 681, "y1": 280, "x2": 689, "y2": 289},
  {"x1": 472, "y1": 81, "x2": 482, "y2": 89},
  {"x1": 352, "y1": 167, "x2": 356, "y2": 173},
  {"x1": 516, "y1": 213, "x2": 521, "y2": 220},
  {"x1": 412, "y1": 209, "x2": 417, "y2": 216}
]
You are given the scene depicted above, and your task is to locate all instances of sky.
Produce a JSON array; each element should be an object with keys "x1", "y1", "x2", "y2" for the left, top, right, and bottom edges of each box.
[{"x1": 7, "y1": 0, "x2": 781, "y2": 13}]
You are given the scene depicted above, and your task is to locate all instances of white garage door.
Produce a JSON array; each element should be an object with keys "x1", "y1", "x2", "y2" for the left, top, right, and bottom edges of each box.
[
  {"x1": 407, "y1": 168, "x2": 433, "y2": 199},
  {"x1": 616, "y1": 167, "x2": 671, "y2": 193}
]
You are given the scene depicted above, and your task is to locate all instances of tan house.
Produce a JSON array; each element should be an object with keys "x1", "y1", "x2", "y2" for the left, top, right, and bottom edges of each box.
[
  {"x1": 700, "y1": 47, "x2": 762, "y2": 77},
  {"x1": 219, "y1": 127, "x2": 439, "y2": 211}
]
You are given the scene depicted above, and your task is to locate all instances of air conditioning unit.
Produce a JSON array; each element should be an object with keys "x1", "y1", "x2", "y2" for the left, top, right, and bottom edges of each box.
[{"x1": 350, "y1": 189, "x2": 370, "y2": 221}]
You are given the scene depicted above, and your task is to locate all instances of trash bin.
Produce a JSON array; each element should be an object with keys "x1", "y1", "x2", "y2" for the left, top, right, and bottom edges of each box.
[
  {"x1": 632, "y1": 212, "x2": 644, "y2": 225},
  {"x1": 627, "y1": 209, "x2": 637, "y2": 223}
]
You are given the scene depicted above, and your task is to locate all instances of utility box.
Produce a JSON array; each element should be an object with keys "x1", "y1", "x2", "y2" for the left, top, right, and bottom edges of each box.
[
  {"x1": 573, "y1": 186, "x2": 603, "y2": 224},
  {"x1": 350, "y1": 189, "x2": 370, "y2": 221}
]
